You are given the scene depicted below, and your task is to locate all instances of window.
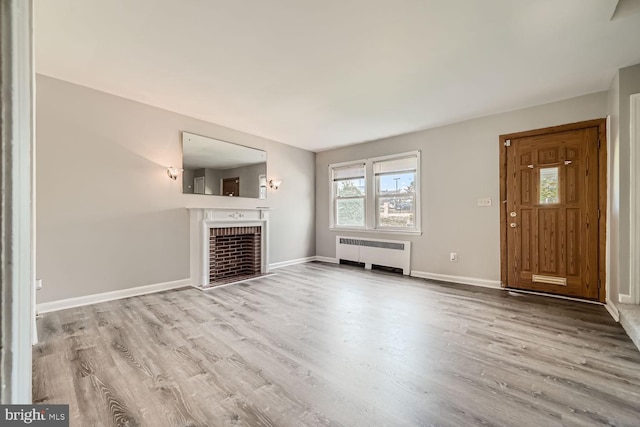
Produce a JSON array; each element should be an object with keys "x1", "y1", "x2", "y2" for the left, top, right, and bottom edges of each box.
[
  {"x1": 539, "y1": 167, "x2": 559, "y2": 204},
  {"x1": 375, "y1": 156, "x2": 417, "y2": 229},
  {"x1": 332, "y1": 163, "x2": 366, "y2": 227},
  {"x1": 258, "y1": 174, "x2": 267, "y2": 199},
  {"x1": 330, "y1": 152, "x2": 420, "y2": 233}
]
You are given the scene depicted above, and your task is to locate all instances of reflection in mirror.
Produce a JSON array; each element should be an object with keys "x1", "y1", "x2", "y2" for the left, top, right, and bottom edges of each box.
[{"x1": 182, "y1": 132, "x2": 267, "y2": 199}]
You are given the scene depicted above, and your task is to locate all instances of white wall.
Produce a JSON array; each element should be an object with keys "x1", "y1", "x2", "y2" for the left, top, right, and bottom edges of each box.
[
  {"x1": 606, "y1": 63, "x2": 640, "y2": 303},
  {"x1": 617, "y1": 63, "x2": 640, "y2": 298},
  {"x1": 36, "y1": 75, "x2": 316, "y2": 303},
  {"x1": 608, "y1": 72, "x2": 621, "y2": 303},
  {"x1": 316, "y1": 92, "x2": 608, "y2": 285}
]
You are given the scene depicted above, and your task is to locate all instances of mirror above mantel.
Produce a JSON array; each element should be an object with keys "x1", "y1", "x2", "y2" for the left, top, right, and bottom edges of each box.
[{"x1": 182, "y1": 132, "x2": 267, "y2": 199}]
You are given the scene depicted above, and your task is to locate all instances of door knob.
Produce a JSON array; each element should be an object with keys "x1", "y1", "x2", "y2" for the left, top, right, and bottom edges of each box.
[{"x1": 510, "y1": 223, "x2": 517, "y2": 228}]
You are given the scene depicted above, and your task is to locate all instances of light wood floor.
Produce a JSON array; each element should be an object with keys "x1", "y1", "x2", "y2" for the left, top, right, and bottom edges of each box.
[{"x1": 33, "y1": 262, "x2": 640, "y2": 426}]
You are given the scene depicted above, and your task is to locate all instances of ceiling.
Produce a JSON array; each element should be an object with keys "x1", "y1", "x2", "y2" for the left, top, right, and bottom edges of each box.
[{"x1": 34, "y1": 0, "x2": 640, "y2": 152}]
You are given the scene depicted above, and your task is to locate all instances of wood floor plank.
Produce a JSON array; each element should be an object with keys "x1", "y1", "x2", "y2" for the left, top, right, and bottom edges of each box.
[{"x1": 34, "y1": 262, "x2": 640, "y2": 426}]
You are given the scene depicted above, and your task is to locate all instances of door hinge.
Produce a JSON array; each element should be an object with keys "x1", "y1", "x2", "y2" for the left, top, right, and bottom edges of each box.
[
  {"x1": 598, "y1": 279, "x2": 601, "y2": 289},
  {"x1": 597, "y1": 138, "x2": 601, "y2": 149},
  {"x1": 597, "y1": 209, "x2": 601, "y2": 219},
  {"x1": 504, "y1": 139, "x2": 511, "y2": 147}
]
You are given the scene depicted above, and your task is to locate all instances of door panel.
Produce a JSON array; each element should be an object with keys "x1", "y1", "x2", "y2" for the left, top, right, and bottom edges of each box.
[
  {"x1": 566, "y1": 165, "x2": 578, "y2": 202},
  {"x1": 566, "y1": 208, "x2": 580, "y2": 276},
  {"x1": 505, "y1": 127, "x2": 600, "y2": 300},
  {"x1": 521, "y1": 209, "x2": 532, "y2": 272},
  {"x1": 539, "y1": 208, "x2": 559, "y2": 275}
]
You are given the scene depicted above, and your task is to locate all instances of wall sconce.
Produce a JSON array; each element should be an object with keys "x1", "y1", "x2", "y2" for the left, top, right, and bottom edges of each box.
[
  {"x1": 167, "y1": 167, "x2": 181, "y2": 180},
  {"x1": 269, "y1": 179, "x2": 282, "y2": 190}
]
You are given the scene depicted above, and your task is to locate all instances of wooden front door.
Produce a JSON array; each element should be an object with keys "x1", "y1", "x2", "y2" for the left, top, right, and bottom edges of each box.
[
  {"x1": 500, "y1": 120, "x2": 606, "y2": 301},
  {"x1": 223, "y1": 177, "x2": 239, "y2": 196}
]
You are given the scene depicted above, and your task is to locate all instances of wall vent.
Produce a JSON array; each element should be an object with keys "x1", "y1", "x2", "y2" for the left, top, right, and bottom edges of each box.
[{"x1": 338, "y1": 238, "x2": 405, "y2": 250}]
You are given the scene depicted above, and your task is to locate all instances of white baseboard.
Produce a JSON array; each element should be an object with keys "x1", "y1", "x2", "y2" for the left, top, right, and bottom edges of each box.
[
  {"x1": 606, "y1": 300, "x2": 620, "y2": 322},
  {"x1": 619, "y1": 294, "x2": 633, "y2": 304},
  {"x1": 36, "y1": 278, "x2": 191, "y2": 314},
  {"x1": 314, "y1": 256, "x2": 339, "y2": 264},
  {"x1": 410, "y1": 271, "x2": 502, "y2": 289},
  {"x1": 269, "y1": 256, "x2": 317, "y2": 270}
]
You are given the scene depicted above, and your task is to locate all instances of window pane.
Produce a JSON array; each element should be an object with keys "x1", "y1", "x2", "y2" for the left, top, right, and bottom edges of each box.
[
  {"x1": 336, "y1": 198, "x2": 365, "y2": 226},
  {"x1": 378, "y1": 195, "x2": 415, "y2": 228},
  {"x1": 376, "y1": 171, "x2": 416, "y2": 229},
  {"x1": 377, "y1": 172, "x2": 416, "y2": 196},
  {"x1": 540, "y1": 167, "x2": 559, "y2": 204},
  {"x1": 335, "y1": 179, "x2": 365, "y2": 197}
]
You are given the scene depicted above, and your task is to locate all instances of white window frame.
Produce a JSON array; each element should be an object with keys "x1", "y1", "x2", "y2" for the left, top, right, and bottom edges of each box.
[
  {"x1": 329, "y1": 151, "x2": 421, "y2": 235},
  {"x1": 329, "y1": 161, "x2": 367, "y2": 230},
  {"x1": 373, "y1": 154, "x2": 420, "y2": 232}
]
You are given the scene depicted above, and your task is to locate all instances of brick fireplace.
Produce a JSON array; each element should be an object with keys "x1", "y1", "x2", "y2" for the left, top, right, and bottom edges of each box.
[
  {"x1": 188, "y1": 208, "x2": 269, "y2": 288},
  {"x1": 209, "y1": 226, "x2": 261, "y2": 283}
]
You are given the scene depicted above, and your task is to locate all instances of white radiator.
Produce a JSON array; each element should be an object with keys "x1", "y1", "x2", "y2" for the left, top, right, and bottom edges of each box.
[{"x1": 336, "y1": 236, "x2": 411, "y2": 275}]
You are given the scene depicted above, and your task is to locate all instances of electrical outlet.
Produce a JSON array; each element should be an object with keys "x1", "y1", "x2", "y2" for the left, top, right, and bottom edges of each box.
[
  {"x1": 450, "y1": 252, "x2": 458, "y2": 262},
  {"x1": 35, "y1": 279, "x2": 42, "y2": 290}
]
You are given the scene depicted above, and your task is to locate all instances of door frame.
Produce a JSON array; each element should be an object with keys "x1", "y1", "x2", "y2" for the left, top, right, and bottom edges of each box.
[
  {"x1": 499, "y1": 118, "x2": 608, "y2": 303},
  {"x1": 194, "y1": 176, "x2": 205, "y2": 194},
  {"x1": 0, "y1": 0, "x2": 34, "y2": 403},
  {"x1": 630, "y1": 94, "x2": 640, "y2": 304}
]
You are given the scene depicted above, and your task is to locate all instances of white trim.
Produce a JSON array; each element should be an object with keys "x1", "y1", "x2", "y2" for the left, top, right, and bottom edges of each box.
[
  {"x1": 269, "y1": 256, "x2": 317, "y2": 270},
  {"x1": 315, "y1": 256, "x2": 340, "y2": 264},
  {"x1": 606, "y1": 300, "x2": 620, "y2": 322},
  {"x1": 606, "y1": 115, "x2": 613, "y2": 309},
  {"x1": 329, "y1": 227, "x2": 422, "y2": 236},
  {"x1": 630, "y1": 94, "x2": 640, "y2": 304},
  {"x1": 31, "y1": 18, "x2": 38, "y2": 346},
  {"x1": 0, "y1": 0, "x2": 34, "y2": 404},
  {"x1": 410, "y1": 271, "x2": 502, "y2": 289},
  {"x1": 186, "y1": 206, "x2": 271, "y2": 211},
  {"x1": 619, "y1": 294, "x2": 634, "y2": 304},
  {"x1": 36, "y1": 279, "x2": 191, "y2": 314}
]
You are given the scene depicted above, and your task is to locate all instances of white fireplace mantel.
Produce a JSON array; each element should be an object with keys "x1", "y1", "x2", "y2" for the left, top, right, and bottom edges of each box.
[{"x1": 187, "y1": 207, "x2": 270, "y2": 288}]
